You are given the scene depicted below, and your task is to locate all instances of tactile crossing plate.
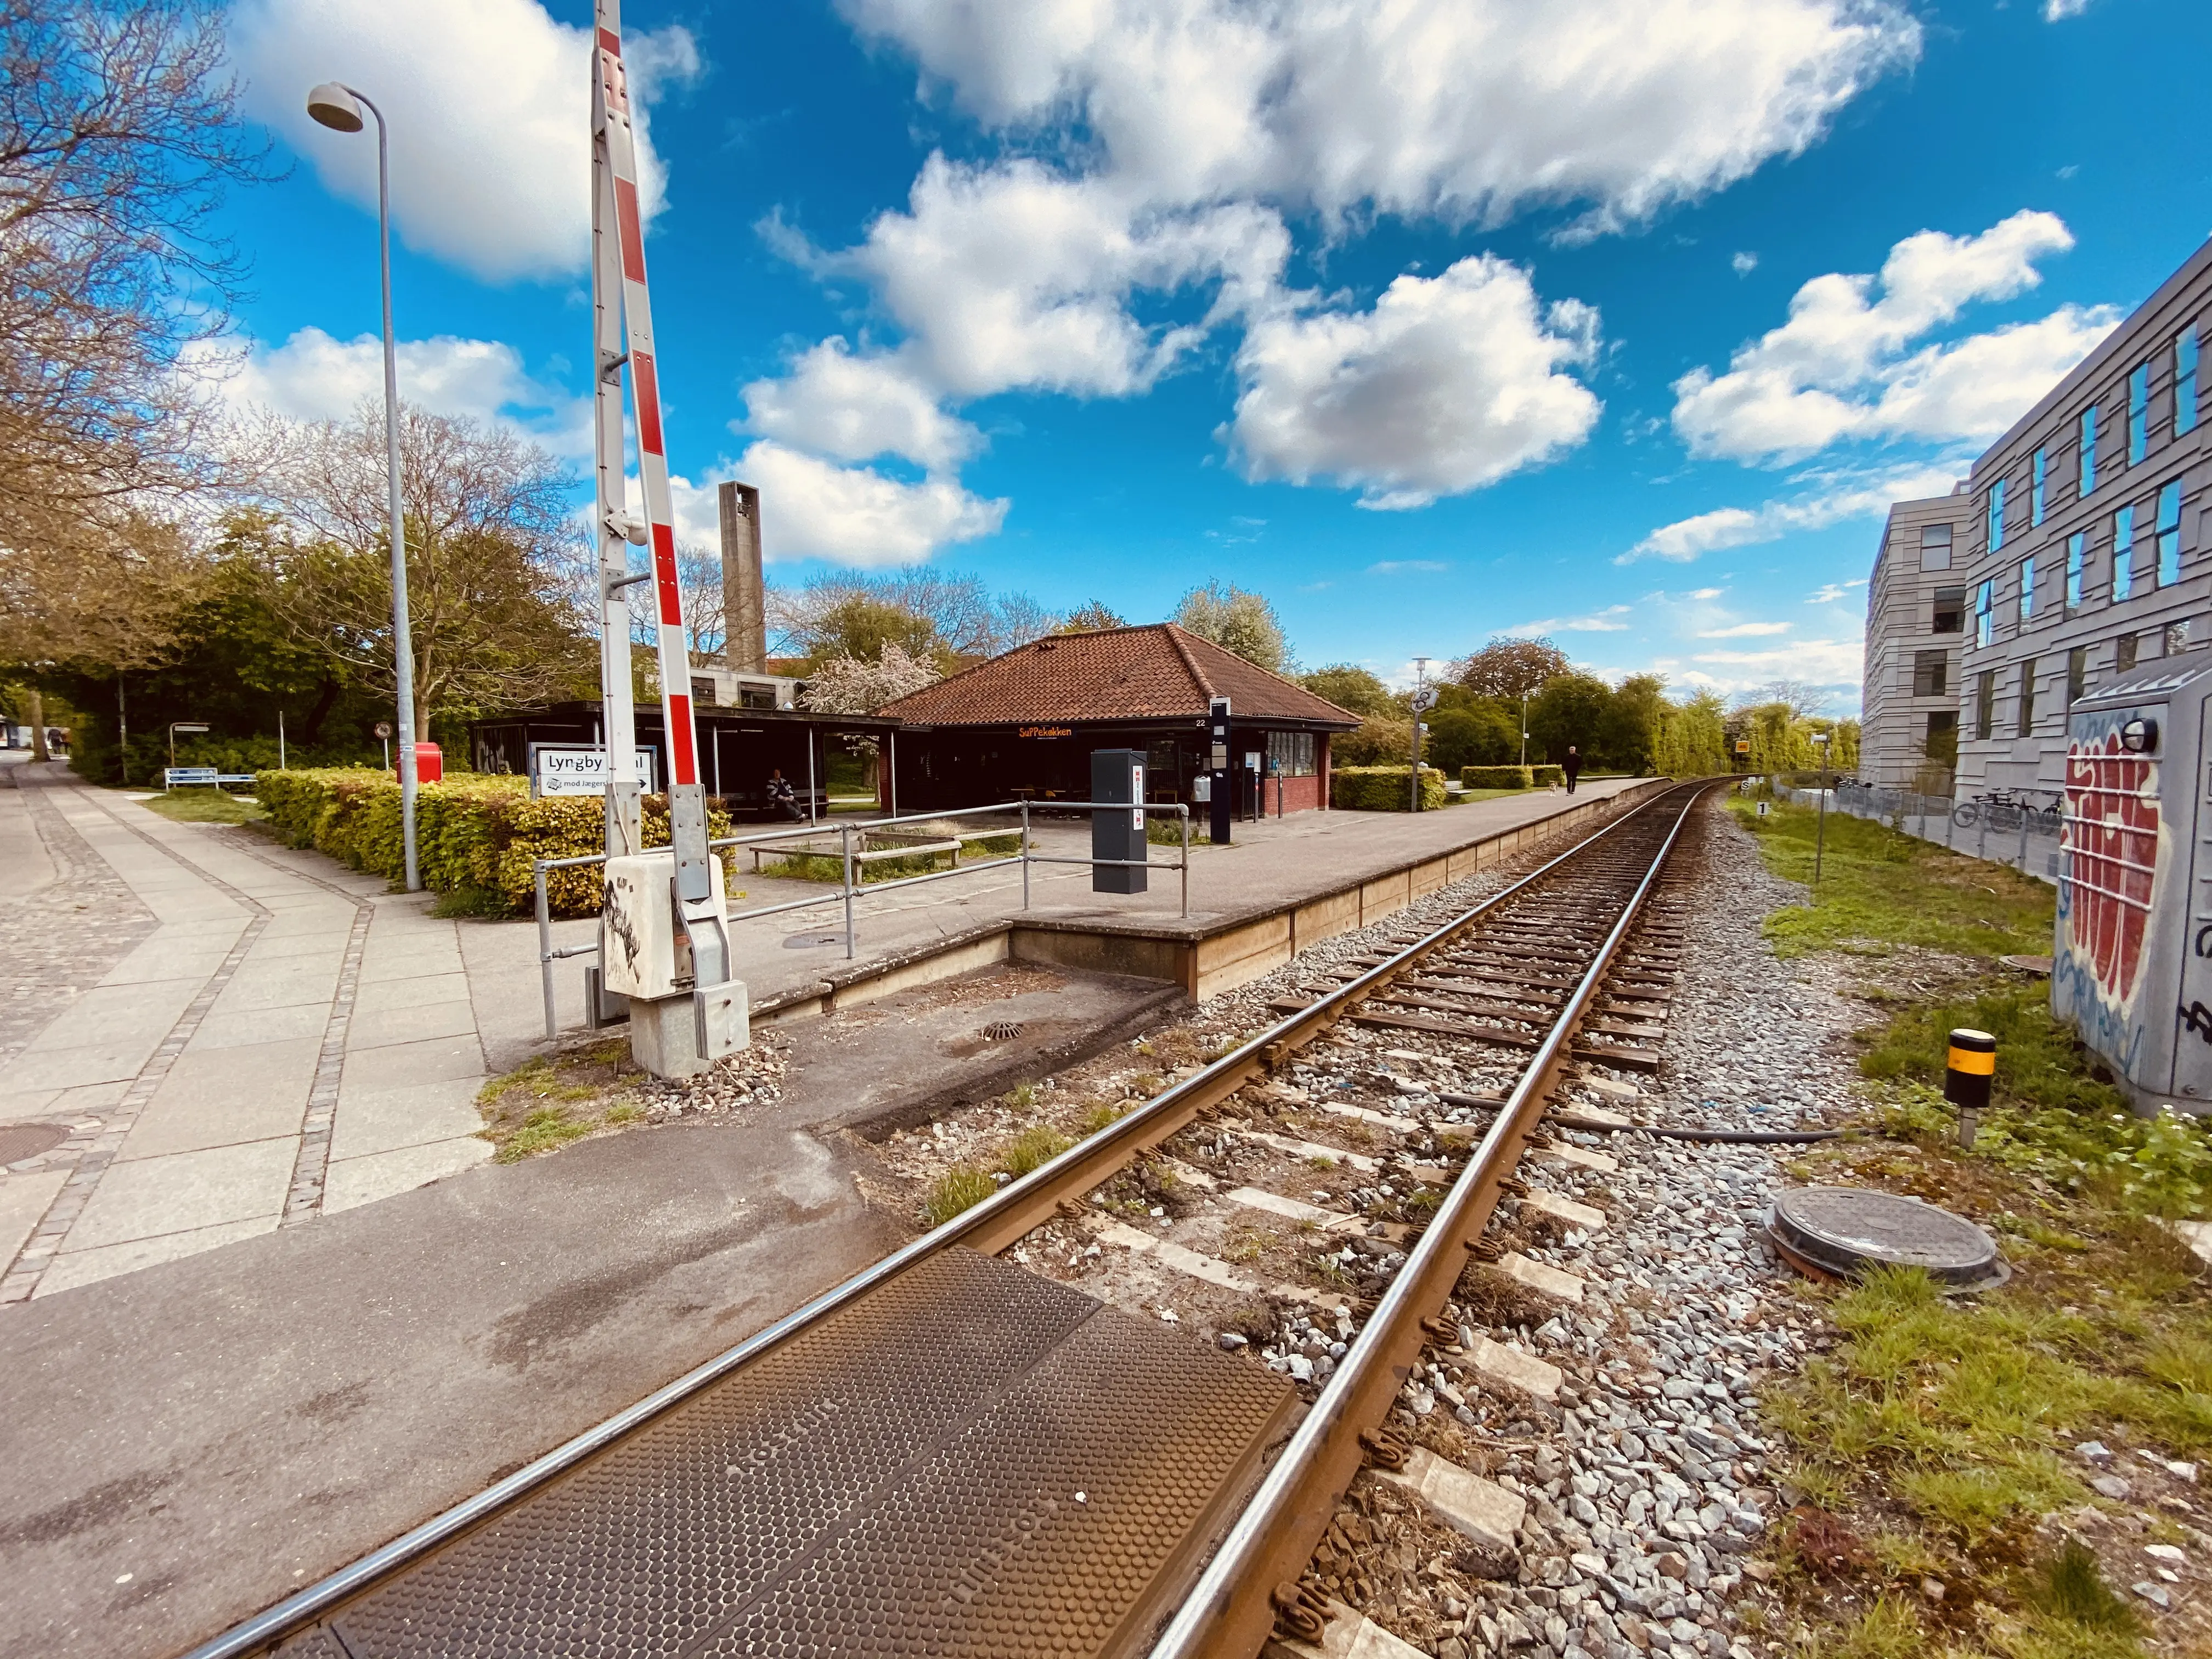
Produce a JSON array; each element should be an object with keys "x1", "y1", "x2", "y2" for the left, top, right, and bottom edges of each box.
[{"x1": 273, "y1": 1248, "x2": 1290, "y2": 1659}]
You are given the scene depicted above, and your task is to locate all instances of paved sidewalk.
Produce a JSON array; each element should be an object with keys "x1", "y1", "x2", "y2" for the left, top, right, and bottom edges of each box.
[{"x1": 0, "y1": 760, "x2": 494, "y2": 1300}]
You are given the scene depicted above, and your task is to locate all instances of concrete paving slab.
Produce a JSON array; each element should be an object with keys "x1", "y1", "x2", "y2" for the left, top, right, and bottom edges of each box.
[
  {"x1": 357, "y1": 947, "x2": 465, "y2": 985},
  {"x1": 95, "y1": 942, "x2": 238, "y2": 989},
  {"x1": 51, "y1": 1081, "x2": 131, "y2": 1116},
  {"x1": 338, "y1": 1034, "x2": 484, "y2": 1095},
  {"x1": 0, "y1": 792, "x2": 53, "y2": 899},
  {"x1": 63, "y1": 1139, "x2": 293, "y2": 1251},
  {"x1": 353, "y1": 971, "x2": 472, "y2": 1014},
  {"x1": 0, "y1": 1039, "x2": 158, "y2": 1096},
  {"x1": 206, "y1": 961, "x2": 339, "y2": 1014},
  {"x1": 245, "y1": 927, "x2": 358, "y2": 959},
  {"x1": 329, "y1": 1077, "x2": 483, "y2": 1163},
  {"x1": 324, "y1": 1136, "x2": 492, "y2": 1212},
  {"x1": 119, "y1": 1042, "x2": 317, "y2": 1160},
  {"x1": 36, "y1": 1216, "x2": 278, "y2": 1299},
  {"x1": 21, "y1": 979, "x2": 198, "y2": 1056},
  {"x1": 346, "y1": 998, "x2": 476, "y2": 1052},
  {"x1": 184, "y1": 1002, "x2": 329, "y2": 1051},
  {"x1": 0, "y1": 1170, "x2": 67, "y2": 1267}
]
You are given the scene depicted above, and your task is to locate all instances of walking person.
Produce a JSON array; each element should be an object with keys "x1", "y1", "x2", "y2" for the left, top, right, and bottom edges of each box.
[{"x1": 1562, "y1": 744, "x2": 1582, "y2": 795}]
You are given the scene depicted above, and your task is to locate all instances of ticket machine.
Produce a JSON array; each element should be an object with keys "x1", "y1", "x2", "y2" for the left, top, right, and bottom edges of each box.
[{"x1": 2055, "y1": 649, "x2": 2212, "y2": 1115}]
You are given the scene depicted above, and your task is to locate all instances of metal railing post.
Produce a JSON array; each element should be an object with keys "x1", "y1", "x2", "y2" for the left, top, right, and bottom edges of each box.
[
  {"x1": 840, "y1": 821, "x2": 855, "y2": 959},
  {"x1": 535, "y1": 862, "x2": 556, "y2": 1040},
  {"x1": 2018, "y1": 811, "x2": 2030, "y2": 873},
  {"x1": 1180, "y1": 804, "x2": 1189, "y2": 918},
  {"x1": 1020, "y1": 800, "x2": 1031, "y2": 910}
]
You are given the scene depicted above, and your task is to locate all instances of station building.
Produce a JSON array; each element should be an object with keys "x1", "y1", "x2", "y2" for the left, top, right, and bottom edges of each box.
[
  {"x1": 1863, "y1": 235, "x2": 2212, "y2": 798},
  {"x1": 876, "y1": 623, "x2": 1361, "y2": 815}
]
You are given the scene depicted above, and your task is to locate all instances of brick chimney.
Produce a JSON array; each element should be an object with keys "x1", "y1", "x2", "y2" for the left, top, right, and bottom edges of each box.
[{"x1": 719, "y1": 480, "x2": 766, "y2": 674}]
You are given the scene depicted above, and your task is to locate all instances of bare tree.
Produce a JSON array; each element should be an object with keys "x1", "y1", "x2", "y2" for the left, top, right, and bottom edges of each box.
[
  {"x1": 622, "y1": 541, "x2": 724, "y2": 664},
  {"x1": 766, "y1": 569, "x2": 1062, "y2": 663},
  {"x1": 245, "y1": 404, "x2": 595, "y2": 720},
  {"x1": 0, "y1": 2, "x2": 272, "y2": 670},
  {"x1": 1737, "y1": 678, "x2": 1831, "y2": 718}
]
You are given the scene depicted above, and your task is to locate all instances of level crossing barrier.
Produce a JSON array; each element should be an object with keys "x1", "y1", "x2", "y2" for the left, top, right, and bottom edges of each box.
[{"x1": 532, "y1": 798, "x2": 1192, "y2": 1040}]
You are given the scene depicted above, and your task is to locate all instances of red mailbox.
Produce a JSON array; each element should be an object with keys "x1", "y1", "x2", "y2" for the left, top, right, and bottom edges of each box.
[{"x1": 410, "y1": 741, "x2": 443, "y2": 783}]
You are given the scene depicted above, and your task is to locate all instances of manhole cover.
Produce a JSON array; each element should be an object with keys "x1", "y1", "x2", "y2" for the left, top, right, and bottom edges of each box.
[
  {"x1": 782, "y1": 929, "x2": 846, "y2": 950},
  {"x1": 980, "y1": 1019, "x2": 1023, "y2": 1042},
  {"x1": 0, "y1": 1123, "x2": 70, "y2": 1164},
  {"x1": 1767, "y1": 1186, "x2": 2007, "y2": 1289}
]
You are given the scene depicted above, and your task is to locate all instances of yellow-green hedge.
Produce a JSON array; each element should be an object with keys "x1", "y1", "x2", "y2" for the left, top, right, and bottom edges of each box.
[
  {"x1": 253, "y1": 768, "x2": 736, "y2": 916},
  {"x1": 1532, "y1": 764, "x2": 1566, "y2": 787},
  {"x1": 1460, "y1": 765, "x2": 1534, "y2": 789},
  {"x1": 1330, "y1": 765, "x2": 1448, "y2": 811}
]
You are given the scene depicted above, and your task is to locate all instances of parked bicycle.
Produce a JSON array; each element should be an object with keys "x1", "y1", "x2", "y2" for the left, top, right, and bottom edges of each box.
[{"x1": 1951, "y1": 788, "x2": 2062, "y2": 833}]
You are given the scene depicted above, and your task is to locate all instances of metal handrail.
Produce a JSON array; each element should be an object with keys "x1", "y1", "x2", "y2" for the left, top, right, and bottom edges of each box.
[{"x1": 532, "y1": 798, "x2": 1193, "y2": 1039}]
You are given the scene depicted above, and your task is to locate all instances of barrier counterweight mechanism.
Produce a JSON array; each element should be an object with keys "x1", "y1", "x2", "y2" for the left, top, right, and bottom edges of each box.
[{"x1": 588, "y1": 1, "x2": 743, "y2": 1077}]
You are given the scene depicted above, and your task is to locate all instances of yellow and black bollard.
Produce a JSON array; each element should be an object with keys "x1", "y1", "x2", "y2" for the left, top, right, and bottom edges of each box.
[{"x1": 1945, "y1": 1028, "x2": 1996, "y2": 1148}]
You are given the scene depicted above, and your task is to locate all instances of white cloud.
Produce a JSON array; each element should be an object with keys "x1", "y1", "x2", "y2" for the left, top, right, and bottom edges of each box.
[
  {"x1": 735, "y1": 441, "x2": 1007, "y2": 567},
  {"x1": 1620, "y1": 460, "x2": 1962, "y2": 562},
  {"x1": 740, "y1": 338, "x2": 981, "y2": 471},
  {"x1": 1671, "y1": 211, "x2": 2119, "y2": 463},
  {"x1": 826, "y1": 156, "x2": 1288, "y2": 401},
  {"x1": 1698, "y1": 621, "x2": 1791, "y2": 637},
  {"x1": 1507, "y1": 603, "x2": 1633, "y2": 633},
  {"x1": 1807, "y1": 578, "x2": 1866, "y2": 603},
  {"x1": 231, "y1": 0, "x2": 699, "y2": 281},
  {"x1": 839, "y1": 0, "x2": 1920, "y2": 236},
  {"x1": 2044, "y1": 0, "x2": 2093, "y2": 17},
  {"x1": 1733, "y1": 251, "x2": 1759, "y2": 276},
  {"x1": 209, "y1": 326, "x2": 590, "y2": 455},
  {"x1": 1692, "y1": 636, "x2": 1864, "y2": 684},
  {"x1": 1367, "y1": 560, "x2": 1448, "y2": 574},
  {"x1": 1228, "y1": 256, "x2": 1601, "y2": 509}
]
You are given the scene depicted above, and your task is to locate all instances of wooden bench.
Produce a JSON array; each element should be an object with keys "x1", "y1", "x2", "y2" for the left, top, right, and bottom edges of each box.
[{"x1": 163, "y1": 767, "x2": 256, "y2": 791}]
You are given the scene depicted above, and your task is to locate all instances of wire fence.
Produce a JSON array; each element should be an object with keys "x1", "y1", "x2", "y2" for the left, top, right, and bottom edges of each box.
[{"x1": 1770, "y1": 780, "x2": 2060, "y2": 885}]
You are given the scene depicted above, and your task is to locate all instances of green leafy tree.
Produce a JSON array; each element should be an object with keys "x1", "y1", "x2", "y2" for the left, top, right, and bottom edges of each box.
[
  {"x1": 1424, "y1": 702, "x2": 1520, "y2": 771},
  {"x1": 1172, "y1": 579, "x2": 1291, "y2": 673},
  {"x1": 1527, "y1": 672, "x2": 1613, "y2": 764},
  {"x1": 1058, "y1": 600, "x2": 1126, "y2": 633},
  {"x1": 1455, "y1": 636, "x2": 1569, "y2": 701},
  {"x1": 1299, "y1": 663, "x2": 1398, "y2": 720},
  {"x1": 1652, "y1": 688, "x2": 1730, "y2": 775}
]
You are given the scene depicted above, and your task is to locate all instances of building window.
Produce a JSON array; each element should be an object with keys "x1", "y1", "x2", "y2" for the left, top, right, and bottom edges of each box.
[
  {"x1": 1918, "y1": 523, "x2": 1953, "y2": 571},
  {"x1": 2017, "y1": 659, "x2": 2036, "y2": 737},
  {"x1": 2018, "y1": 556, "x2": 2036, "y2": 623},
  {"x1": 2065, "y1": 532, "x2": 2085, "y2": 610},
  {"x1": 1974, "y1": 669, "x2": 1996, "y2": 740},
  {"x1": 2080, "y1": 405, "x2": 2098, "y2": 496},
  {"x1": 2067, "y1": 645, "x2": 2087, "y2": 703},
  {"x1": 1925, "y1": 710, "x2": 1957, "y2": 766},
  {"x1": 1266, "y1": 730, "x2": 1316, "y2": 776},
  {"x1": 2032, "y1": 448, "x2": 2047, "y2": 526},
  {"x1": 2157, "y1": 479, "x2": 2183, "y2": 585},
  {"x1": 1986, "y1": 479, "x2": 2006, "y2": 554},
  {"x1": 1931, "y1": 585, "x2": 1965, "y2": 633},
  {"x1": 1912, "y1": 650, "x2": 1948, "y2": 697},
  {"x1": 689, "y1": 675, "x2": 719, "y2": 706},
  {"x1": 2130, "y1": 363, "x2": 2151, "y2": 463},
  {"x1": 2113, "y1": 505, "x2": 2136, "y2": 601},
  {"x1": 2117, "y1": 633, "x2": 2138, "y2": 674},
  {"x1": 2169, "y1": 619, "x2": 2196, "y2": 657},
  {"x1": 2179, "y1": 325, "x2": 2200, "y2": 438},
  {"x1": 1972, "y1": 579, "x2": 1995, "y2": 647}
]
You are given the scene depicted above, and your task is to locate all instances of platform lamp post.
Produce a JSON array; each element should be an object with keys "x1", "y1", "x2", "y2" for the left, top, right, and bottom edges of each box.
[
  {"x1": 1812, "y1": 729, "x2": 1831, "y2": 883},
  {"x1": 1408, "y1": 658, "x2": 1434, "y2": 812},
  {"x1": 307, "y1": 79, "x2": 420, "y2": 893}
]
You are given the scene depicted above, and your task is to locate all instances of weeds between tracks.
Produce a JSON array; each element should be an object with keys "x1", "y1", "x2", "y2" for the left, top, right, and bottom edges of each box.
[{"x1": 1732, "y1": 800, "x2": 2212, "y2": 1659}]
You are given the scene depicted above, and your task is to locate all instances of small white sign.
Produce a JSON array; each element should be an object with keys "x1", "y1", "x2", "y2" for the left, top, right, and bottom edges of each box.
[
  {"x1": 534, "y1": 746, "x2": 655, "y2": 797},
  {"x1": 1130, "y1": 762, "x2": 1145, "y2": 830}
]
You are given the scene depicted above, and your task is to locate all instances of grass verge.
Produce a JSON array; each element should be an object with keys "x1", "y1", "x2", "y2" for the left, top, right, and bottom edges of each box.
[
  {"x1": 1726, "y1": 799, "x2": 2212, "y2": 1655},
  {"x1": 136, "y1": 788, "x2": 266, "y2": 825},
  {"x1": 476, "y1": 1040, "x2": 641, "y2": 1161}
]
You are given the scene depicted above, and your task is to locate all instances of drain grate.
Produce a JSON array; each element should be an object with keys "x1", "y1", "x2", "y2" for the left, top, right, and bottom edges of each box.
[
  {"x1": 979, "y1": 1020, "x2": 1023, "y2": 1042},
  {"x1": 0, "y1": 1123, "x2": 69, "y2": 1165}
]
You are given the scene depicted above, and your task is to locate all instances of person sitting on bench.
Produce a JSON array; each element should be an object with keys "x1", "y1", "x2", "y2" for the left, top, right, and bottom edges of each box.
[{"x1": 765, "y1": 768, "x2": 803, "y2": 821}]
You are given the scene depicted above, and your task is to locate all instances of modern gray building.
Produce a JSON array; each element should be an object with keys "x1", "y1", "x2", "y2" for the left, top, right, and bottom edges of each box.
[
  {"x1": 1864, "y1": 235, "x2": 2212, "y2": 799},
  {"x1": 1860, "y1": 489, "x2": 1971, "y2": 791}
]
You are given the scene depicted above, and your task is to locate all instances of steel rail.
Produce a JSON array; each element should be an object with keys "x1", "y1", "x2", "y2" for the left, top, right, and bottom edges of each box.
[
  {"x1": 182, "y1": 779, "x2": 1694, "y2": 1659},
  {"x1": 1149, "y1": 780, "x2": 1714, "y2": 1659}
]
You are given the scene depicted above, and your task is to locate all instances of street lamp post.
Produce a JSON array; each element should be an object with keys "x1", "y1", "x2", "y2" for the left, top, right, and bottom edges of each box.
[
  {"x1": 1409, "y1": 657, "x2": 1433, "y2": 813},
  {"x1": 307, "y1": 80, "x2": 420, "y2": 892},
  {"x1": 1813, "y1": 731, "x2": 1832, "y2": 883}
]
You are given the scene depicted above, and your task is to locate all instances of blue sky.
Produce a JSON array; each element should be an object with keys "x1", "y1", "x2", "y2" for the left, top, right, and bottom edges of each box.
[{"x1": 210, "y1": 0, "x2": 2212, "y2": 711}]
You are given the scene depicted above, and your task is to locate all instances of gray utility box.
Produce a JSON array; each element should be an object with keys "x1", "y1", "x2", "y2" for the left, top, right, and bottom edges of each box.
[
  {"x1": 1091, "y1": 748, "x2": 1148, "y2": 895},
  {"x1": 2055, "y1": 647, "x2": 2212, "y2": 1115}
]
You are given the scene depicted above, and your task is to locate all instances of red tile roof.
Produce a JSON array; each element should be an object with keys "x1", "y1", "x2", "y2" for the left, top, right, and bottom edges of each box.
[{"x1": 876, "y1": 624, "x2": 1361, "y2": 728}]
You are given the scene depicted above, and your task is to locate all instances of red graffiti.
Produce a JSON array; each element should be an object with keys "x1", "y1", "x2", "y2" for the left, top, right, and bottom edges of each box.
[{"x1": 2063, "y1": 733, "x2": 2158, "y2": 1005}]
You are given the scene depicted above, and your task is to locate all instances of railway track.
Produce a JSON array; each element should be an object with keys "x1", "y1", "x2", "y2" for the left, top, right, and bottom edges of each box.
[{"x1": 191, "y1": 780, "x2": 1722, "y2": 1659}]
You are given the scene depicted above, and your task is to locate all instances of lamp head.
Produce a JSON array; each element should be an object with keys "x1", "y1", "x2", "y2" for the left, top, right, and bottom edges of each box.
[{"x1": 307, "y1": 82, "x2": 365, "y2": 133}]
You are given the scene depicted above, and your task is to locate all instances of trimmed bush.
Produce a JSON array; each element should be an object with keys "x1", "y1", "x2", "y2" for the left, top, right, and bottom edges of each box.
[
  {"x1": 254, "y1": 768, "x2": 735, "y2": 916},
  {"x1": 1459, "y1": 765, "x2": 1533, "y2": 790},
  {"x1": 1330, "y1": 765, "x2": 1447, "y2": 811},
  {"x1": 1532, "y1": 764, "x2": 1566, "y2": 787}
]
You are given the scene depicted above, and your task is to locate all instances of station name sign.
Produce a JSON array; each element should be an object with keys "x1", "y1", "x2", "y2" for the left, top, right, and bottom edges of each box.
[
  {"x1": 532, "y1": 744, "x2": 656, "y2": 798},
  {"x1": 1019, "y1": 726, "x2": 1074, "y2": 739}
]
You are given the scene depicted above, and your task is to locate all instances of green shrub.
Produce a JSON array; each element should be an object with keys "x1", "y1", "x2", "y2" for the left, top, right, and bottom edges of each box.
[
  {"x1": 1531, "y1": 764, "x2": 1566, "y2": 787},
  {"x1": 254, "y1": 768, "x2": 735, "y2": 916},
  {"x1": 997, "y1": 1126, "x2": 1074, "y2": 1177},
  {"x1": 923, "y1": 1165, "x2": 998, "y2": 1226},
  {"x1": 1460, "y1": 765, "x2": 1533, "y2": 790},
  {"x1": 1330, "y1": 765, "x2": 1448, "y2": 811}
]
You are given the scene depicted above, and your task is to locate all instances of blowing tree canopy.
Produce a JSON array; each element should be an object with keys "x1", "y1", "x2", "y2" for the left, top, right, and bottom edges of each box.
[
  {"x1": 242, "y1": 404, "x2": 595, "y2": 723},
  {"x1": 0, "y1": 0, "x2": 272, "y2": 674}
]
